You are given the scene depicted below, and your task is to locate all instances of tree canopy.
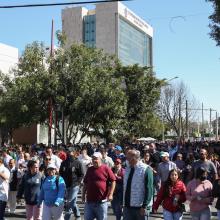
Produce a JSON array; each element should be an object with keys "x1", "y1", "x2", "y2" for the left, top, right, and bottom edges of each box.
[
  {"x1": 207, "y1": 0, "x2": 220, "y2": 46},
  {"x1": 117, "y1": 65, "x2": 163, "y2": 139},
  {"x1": 0, "y1": 38, "x2": 163, "y2": 144}
]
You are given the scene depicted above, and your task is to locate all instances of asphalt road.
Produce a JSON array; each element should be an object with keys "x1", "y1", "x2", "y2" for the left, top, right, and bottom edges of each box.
[{"x1": 5, "y1": 201, "x2": 219, "y2": 220}]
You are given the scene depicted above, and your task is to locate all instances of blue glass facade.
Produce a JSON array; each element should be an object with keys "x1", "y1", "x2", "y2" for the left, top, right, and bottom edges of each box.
[
  {"x1": 83, "y1": 15, "x2": 96, "y2": 47},
  {"x1": 118, "y1": 17, "x2": 152, "y2": 67}
]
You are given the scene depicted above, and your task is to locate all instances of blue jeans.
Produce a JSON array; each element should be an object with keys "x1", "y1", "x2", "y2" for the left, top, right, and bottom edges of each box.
[
  {"x1": 123, "y1": 207, "x2": 149, "y2": 220},
  {"x1": 111, "y1": 196, "x2": 122, "y2": 220},
  {"x1": 163, "y1": 209, "x2": 183, "y2": 220},
  {"x1": 0, "y1": 200, "x2": 6, "y2": 220},
  {"x1": 64, "y1": 186, "x2": 80, "y2": 220},
  {"x1": 190, "y1": 207, "x2": 211, "y2": 220},
  {"x1": 217, "y1": 209, "x2": 220, "y2": 220},
  {"x1": 84, "y1": 201, "x2": 108, "y2": 220}
]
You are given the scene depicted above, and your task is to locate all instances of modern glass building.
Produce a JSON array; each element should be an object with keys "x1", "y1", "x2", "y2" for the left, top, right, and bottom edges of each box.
[
  {"x1": 83, "y1": 14, "x2": 96, "y2": 48},
  {"x1": 118, "y1": 17, "x2": 152, "y2": 66},
  {"x1": 62, "y1": 2, "x2": 153, "y2": 67}
]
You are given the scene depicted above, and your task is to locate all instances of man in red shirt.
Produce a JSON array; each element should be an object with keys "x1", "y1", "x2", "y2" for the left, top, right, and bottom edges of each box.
[{"x1": 82, "y1": 152, "x2": 116, "y2": 220}]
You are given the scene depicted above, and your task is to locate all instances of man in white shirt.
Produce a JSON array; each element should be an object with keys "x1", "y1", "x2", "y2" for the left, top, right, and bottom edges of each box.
[
  {"x1": 2, "y1": 149, "x2": 12, "y2": 168},
  {"x1": 45, "y1": 146, "x2": 62, "y2": 170},
  {"x1": 78, "y1": 147, "x2": 92, "y2": 175},
  {"x1": 100, "y1": 146, "x2": 114, "y2": 168},
  {"x1": 8, "y1": 159, "x2": 20, "y2": 213},
  {"x1": 0, "y1": 156, "x2": 10, "y2": 220}
]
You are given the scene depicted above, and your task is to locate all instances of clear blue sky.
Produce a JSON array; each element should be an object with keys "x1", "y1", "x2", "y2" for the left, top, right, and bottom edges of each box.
[{"x1": 0, "y1": 0, "x2": 219, "y2": 120}]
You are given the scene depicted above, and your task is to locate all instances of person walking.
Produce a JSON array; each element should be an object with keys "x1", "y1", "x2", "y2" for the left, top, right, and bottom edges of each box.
[
  {"x1": 82, "y1": 152, "x2": 116, "y2": 220},
  {"x1": 212, "y1": 177, "x2": 220, "y2": 220},
  {"x1": 38, "y1": 164, "x2": 66, "y2": 220},
  {"x1": 190, "y1": 148, "x2": 218, "y2": 182},
  {"x1": 39, "y1": 155, "x2": 52, "y2": 175},
  {"x1": 17, "y1": 160, "x2": 43, "y2": 220},
  {"x1": 123, "y1": 150, "x2": 154, "y2": 220},
  {"x1": 100, "y1": 146, "x2": 114, "y2": 168},
  {"x1": 0, "y1": 156, "x2": 10, "y2": 220},
  {"x1": 59, "y1": 147, "x2": 84, "y2": 220},
  {"x1": 45, "y1": 146, "x2": 62, "y2": 170},
  {"x1": 2, "y1": 148, "x2": 12, "y2": 168},
  {"x1": 8, "y1": 159, "x2": 20, "y2": 213},
  {"x1": 157, "y1": 151, "x2": 177, "y2": 185},
  {"x1": 111, "y1": 158, "x2": 124, "y2": 220},
  {"x1": 186, "y1": 167, "x2": 213, "y2": 220},
  {"x1": 153, "y1": 169, "x2": 186, "y2": 220},
  {"x1": 78, "y1": 147, "x2": 92, "y2": 175}
]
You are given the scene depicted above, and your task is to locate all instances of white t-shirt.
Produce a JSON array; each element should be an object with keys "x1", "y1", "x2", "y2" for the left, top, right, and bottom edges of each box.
[
  {"x1": 0, "y1": 164, "x2": 10, "y2": 201},
  {"x1": 78, "y1": 154, "x2": 92, "y2": 175},
  {"x1": 51, "y1": 154, "x2": 62, "y2": 170},
  {"x1": 3, "y1": 154, "x2": 12, "y2": 167}
]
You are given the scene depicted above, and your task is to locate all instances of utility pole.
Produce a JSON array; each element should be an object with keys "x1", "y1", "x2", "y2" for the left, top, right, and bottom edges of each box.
[
  {"x1": 187, "y1": 105, "x2": 217, "y2": 140},
  {"x1": 186, "y1": 100, "x2": 189, "y2": 140},
  {"x1": 54, "y1": 106, "x2": 57, "y2": 147},
  {"x1": 179, "y1": 96, "x2": 182, "y2": 140},
  {"x1": 48, "y1": 19, "x2": 54, "y2": 146},
  {"x1": 162, "y1": 105, "x2": 165, "y2": 142},
  {"x1": 216, "y1": 112, "x2": 219, "y2": 140},
  {"x1": 210, "y1": 108, "x2": 212, "y2": 138},
  {"x1": 62, "y1": 106, "x2": 65, "y2": 144},
  {"x1": 202, "y1": 103, "x2": 204, "y2": 137}
]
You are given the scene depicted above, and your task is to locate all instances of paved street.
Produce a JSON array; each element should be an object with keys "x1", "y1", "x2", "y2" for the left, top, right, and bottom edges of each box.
[{"x1": 5, "y1": 201, "x2": 219, "y2": 220}]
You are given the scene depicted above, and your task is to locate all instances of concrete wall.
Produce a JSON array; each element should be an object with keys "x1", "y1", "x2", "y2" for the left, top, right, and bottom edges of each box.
[
  {"x1": 62, "y1": 7, "x2": 88, "y2": 48},
  {"x1": 95, "y1": 2, "x2": 118, "y2": 55},
  {"x1": 0, "y1": 43, "x2": 18, "y2": 76}
]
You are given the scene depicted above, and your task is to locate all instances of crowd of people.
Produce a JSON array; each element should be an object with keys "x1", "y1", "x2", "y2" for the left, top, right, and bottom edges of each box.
[{"x1": 0, "y1": 140, "x2": 220, "y2": 220}]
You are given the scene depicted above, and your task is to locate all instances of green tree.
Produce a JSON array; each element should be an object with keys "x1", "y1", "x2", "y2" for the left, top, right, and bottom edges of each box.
[
  {"x1": 117, "y1": 65, "x2": 163, "y2": 140},
  {"x1": 207, "y1": 0, "x2": 220, "y2": 46},
  {"x1": 0, "y1": 38, "x2": 164, "y2": 144},
  {"x1": 0, "y1": 41, "x2": 126, "y2": 144},
  {"x1": 53, "y1": 44, "x2": 126, "y2": 143},
  {"x1": 0, "y1": 42, "x2": 51, "y2": 143}
]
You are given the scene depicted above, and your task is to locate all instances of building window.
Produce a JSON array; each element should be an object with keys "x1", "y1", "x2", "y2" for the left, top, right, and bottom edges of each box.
[
  {"x1": 118, "y1": 17, "x2": 152, "y2": 67},
  {"x1": 83, "y1": 15, "x2": 96, "y2": 48}
]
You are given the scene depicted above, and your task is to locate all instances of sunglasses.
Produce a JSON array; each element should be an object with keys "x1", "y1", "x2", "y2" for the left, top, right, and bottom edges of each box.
[{"x1": 46, "y1": 158, "x2": 51, "y2": 160}]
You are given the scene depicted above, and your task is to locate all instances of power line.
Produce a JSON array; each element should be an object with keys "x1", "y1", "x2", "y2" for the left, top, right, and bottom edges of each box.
[
  {"x1": 147, "y1": 12, "x2": 208, "y2": 21},
  {"x1": 0, "y1": 0, "x2": 131, "y2": 9},
  {"x1": 146, "y1": 12, "x2": 209, "y2": 33}
]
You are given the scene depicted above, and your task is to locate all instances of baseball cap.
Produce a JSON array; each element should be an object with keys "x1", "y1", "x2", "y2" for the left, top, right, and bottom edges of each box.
[
  {"x1": 160, "y1": 151, "x2": 169, "y2": 157},
  {"x1": 115, "y1": 145, "x2": 122, "y2": 151},
  {"x1": 47, "y1": 164, "x2": 57, "y2": 170},
  {"x1": 92, "y1": 152, "x2": 102, "y2": 158}
]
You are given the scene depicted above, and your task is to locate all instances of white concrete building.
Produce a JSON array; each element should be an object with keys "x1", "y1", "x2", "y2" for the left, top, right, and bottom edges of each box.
[
  {"x1": 62, "y1": 1, "x2": 153, "y2": 67},
  {"x1": 0, "y1": 43, "x2": 18, "y2": 76}
]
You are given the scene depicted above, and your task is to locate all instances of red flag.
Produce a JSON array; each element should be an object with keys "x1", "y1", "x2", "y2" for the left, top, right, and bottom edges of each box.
[{"x1": 49, "y1": 98, "x2": 53, "y2": 129}]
